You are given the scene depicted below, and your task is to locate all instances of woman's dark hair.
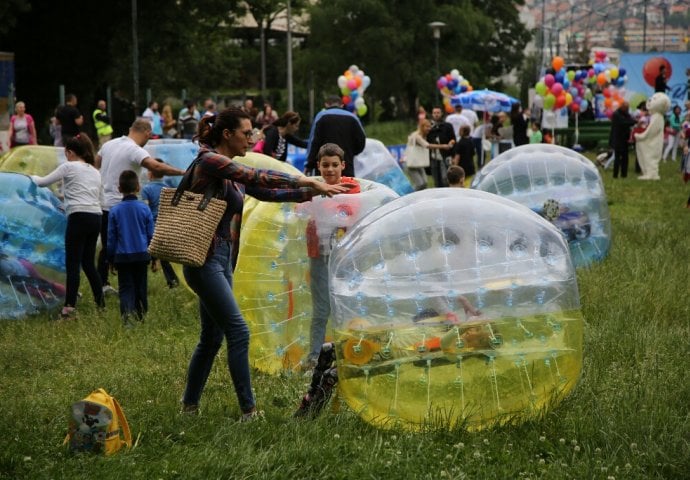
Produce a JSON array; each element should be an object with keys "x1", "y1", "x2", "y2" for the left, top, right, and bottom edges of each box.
[
  {"x1": 64, "y1": 134, "x2": 96, "y2": 165},
  {"x1": 194, "y1": 107, "x2": 251, "y2": 147},
  {"x1": 273, "y1": 111, "x2": 300, "y2": 128}
]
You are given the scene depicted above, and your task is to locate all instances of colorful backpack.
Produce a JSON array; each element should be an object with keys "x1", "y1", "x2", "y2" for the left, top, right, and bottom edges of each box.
[{"x1": 64, "y1": 388, "x2": 132, "y2": 455}]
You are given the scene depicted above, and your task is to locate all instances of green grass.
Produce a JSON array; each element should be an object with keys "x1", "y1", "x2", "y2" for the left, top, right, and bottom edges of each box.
[
  {"x1": 365, "y1": 120, "x2": 415, "y2": 146},
  {"x1": 2, "y1": 157, "x2": 690, "y2": 479}
]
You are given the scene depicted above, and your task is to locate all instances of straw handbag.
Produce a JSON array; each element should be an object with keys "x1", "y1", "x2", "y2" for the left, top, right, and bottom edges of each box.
[{"x1": 148, "y1": 158, "x2": 226, "y2": 267}]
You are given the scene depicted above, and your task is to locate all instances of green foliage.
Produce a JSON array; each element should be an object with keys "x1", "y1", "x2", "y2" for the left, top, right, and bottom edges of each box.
[
  {"x1": 297, "y1": 0, "x2": 531, "y2": 118},
  {"x1": 1, "y1": 156, "x2": 690, "y2": 479}
]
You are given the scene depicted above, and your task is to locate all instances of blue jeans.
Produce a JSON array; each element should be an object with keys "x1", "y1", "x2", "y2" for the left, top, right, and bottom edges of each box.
[
  {"x1": 182, "y1": 241, "x2": 255, "y2": 413},
  {"x1": 116, "y1": 261, "x2": 148, "y2": 320},
  {"x1": 309, "y1": 255, "x2": 331, "y2": 362}
]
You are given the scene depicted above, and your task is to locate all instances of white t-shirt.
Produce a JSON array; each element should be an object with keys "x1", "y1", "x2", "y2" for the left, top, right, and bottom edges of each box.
[
  {"x1": 98, "y1": 136, "x2": 150, "y2": 210},
  {"x1": 446, "y1": 113, "x2": 473, "y2": 139},
  {"x1": 460, "y1": 109, "x2": 479, "y2": 126},
  {"x1": 32, "y1": 161, "x2": 102, "y2": 216}
]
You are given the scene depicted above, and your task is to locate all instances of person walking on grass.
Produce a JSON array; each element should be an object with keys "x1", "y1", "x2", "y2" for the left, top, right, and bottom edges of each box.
[{"x1": 179, "y1": 107, "x2": 354, "y2": 420}]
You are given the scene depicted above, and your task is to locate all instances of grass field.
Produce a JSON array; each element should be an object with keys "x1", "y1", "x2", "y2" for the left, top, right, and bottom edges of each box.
[{"x1": 1, "y1": 155, "x2": 689, "y2": 479}]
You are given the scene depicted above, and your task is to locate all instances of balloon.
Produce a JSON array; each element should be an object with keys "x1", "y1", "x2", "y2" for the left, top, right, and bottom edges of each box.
[
  {"x1": 552, "y1": 56, "x2": 565, "y2": 71},
  {"x1": 565, "y1": 92, "x2": 573, "y2": 106},
  {"x1": 330, "y1": 186, "x2": 586, "y2": 431},
  {"x1": 609, "y1": 67, "x2": 619, "y2": 79},
  {"x1": 567, "y1": 70, "x2": 576, "y2": 82},
  {"x1": 362, "y1": 76, "x2": 371, "y2": 89},
  {"x1": 618, "y1": 68, "x2": 626, "y2": 77},
  {"x1": 342, "y1": 95, "x2": 351, "y2": 105},
  {"x1": 587, "y1": 68, "x2": 595, "y2": 77},
  {"x1": 450, "y1": 69, "x2": 460, "y2": 79},
  {"x1": 354, "y1": 97, "x2": 365, "y2": 108},
  {"x1": 357, "y1": 104, "x2": 368, "y2": 117},
  {"x1": 355, "y1": 76, "x2": 362, "y2": 88},
  {"x1": 535, "y1": 81, "x2": 547, "y2": 96},
  {"x1": 570, "y1": 102, "x2": 580, "y2": 113},
  {"x1": 604, "y1": 98, "x2": 612, "y2": 108},
  {"x1": 438, "y1": 76, "x2": 448, "y2": 87},
  {"x1": 444, "y1": 103, "x2": 453, "y2": 114},
  {"x1": 555, "y1": 94, "x2": 566, "y2": 109},
  {"x1": 544, "y1": 74, "x2": 555, "y2": 87},
  {"x1": 337, "y1": 75, "x2": 347, "y2": 89},
  {"x1": 544, "y1": 93, "x2": 556, "y2": 110},
  {"x1": 550, "y1": 83, "x2": 564, "y2": 96},
  {"x1": 0, "y1": 171, "x2": 67, "y2": 319},
  {"x1": 341, "y1": 86, "x2": 350, "y2": 96},
  {"x1": 602, "y1": 87, "x2": 611, "y2": 98},
  {"x1": 580, "y1": 99, "x2": 588, "y2": 110},
  {"x1": 346, "y1": 79, "x2": 358, "y2": 90},
  {"x1": 596, "y1": 72, "x2": 607, "y2": 85}
]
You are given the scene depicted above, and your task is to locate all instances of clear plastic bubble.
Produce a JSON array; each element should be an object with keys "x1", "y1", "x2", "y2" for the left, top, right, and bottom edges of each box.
[
  {"x1": 329, "y1": 189, "x2": 583, "y2": 431},
  {"x1": 471, "y1": 144, "x2": 611, "y2": 267},
  {"x1": 354, "y1": 139, "x2": 413, "y2": 196},
  {"x1": 0, "y1": 173, "x2": 66, "y2": 318},
  {"x1": 231, "y1": 158, "x2": 399, "y2": 373}
]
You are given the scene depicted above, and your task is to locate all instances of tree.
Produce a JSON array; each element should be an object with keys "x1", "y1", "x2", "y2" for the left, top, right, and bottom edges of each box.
[
  {"x1": 612, "y1": 19, "x2": 628, "y2": 52},
  {"x1": 295, "y1": 0, "x2": 530, "y2": 119}
]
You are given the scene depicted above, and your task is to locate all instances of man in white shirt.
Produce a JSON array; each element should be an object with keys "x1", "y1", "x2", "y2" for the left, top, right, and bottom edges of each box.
[
  {"x1": 95, "y1": 119, "x2": 185, "y2": 293},
  {"x1": 445, "y1": 104, "x2": 473, "y2": 140}
]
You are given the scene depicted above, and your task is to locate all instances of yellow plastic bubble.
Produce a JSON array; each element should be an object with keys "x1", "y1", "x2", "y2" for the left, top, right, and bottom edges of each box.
[{"x1": 329, "y1": 189, "x2": 584, "y2": 431}]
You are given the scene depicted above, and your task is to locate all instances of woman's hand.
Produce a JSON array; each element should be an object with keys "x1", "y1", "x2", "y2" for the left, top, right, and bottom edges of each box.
[{"x1": 298, "y1": 177, "x2": 356, "y2": 197}]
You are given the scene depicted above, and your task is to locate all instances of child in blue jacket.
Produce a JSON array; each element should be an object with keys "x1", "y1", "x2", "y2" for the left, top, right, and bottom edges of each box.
[{"x1": 107, "y1": 170, "x2": 154, "y2": 323}]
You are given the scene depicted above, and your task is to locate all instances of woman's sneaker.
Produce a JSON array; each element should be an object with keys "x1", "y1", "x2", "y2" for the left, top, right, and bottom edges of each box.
[
  {"x1": 239, "y1": 409, "x2": 264, "y2": 423},
  {"x1": 60, "y1": 306, "x2": 76, "y2": 319}
]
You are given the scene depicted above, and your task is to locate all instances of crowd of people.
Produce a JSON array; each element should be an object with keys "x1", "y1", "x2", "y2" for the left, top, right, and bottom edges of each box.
[{"x1": 405, "y1": 101, "x2": 536, "y2": 189}]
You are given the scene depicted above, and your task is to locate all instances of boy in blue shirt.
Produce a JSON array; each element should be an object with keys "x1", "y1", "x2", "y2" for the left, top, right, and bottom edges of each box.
[
  {"x1": 141, "y1": 159, "x2": 179, "y2": 288},
  {"x1": 107, "y1": 170, "x2": 154, "y2": 323}
]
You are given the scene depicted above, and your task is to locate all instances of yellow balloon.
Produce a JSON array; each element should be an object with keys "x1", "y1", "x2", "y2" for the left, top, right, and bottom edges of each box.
[{"x1": 609, "y1": 67, "x2": 619, "y2": 80}]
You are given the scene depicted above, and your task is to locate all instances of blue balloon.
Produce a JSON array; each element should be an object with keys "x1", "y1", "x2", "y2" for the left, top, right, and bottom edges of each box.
[{"x1": 618, "y1": 67, "x2": 626, "y2": 77}]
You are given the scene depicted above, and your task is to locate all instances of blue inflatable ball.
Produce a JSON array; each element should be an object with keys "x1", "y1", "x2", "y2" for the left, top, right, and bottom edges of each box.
[{"x1": 0, "y1": 173, "x2": 67, "y2": 319}]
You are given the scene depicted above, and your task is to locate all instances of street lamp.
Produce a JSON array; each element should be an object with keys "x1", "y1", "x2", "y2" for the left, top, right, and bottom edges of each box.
[{"x1": 429, "y1": 21, "x2": 446, "y2": 102}]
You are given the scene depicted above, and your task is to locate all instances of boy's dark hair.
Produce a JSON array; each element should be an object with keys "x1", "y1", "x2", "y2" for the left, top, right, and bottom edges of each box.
[
  {"x1": 447, "y1": 165, "x2": 465, "y2": 185},
  {"x1": 119, "y1": 170, "x2": 139, "y2": 195},
  {"x1": 149, "y1": 158, "x2": 165, "y2": 179},
  {"x1": 533, "y1": 121, "x2": 541, "y2": 129},
  {"x1": 317, "y1": 143, "x2": 345, "y2": 162},
  {"x1": 459, "y1": 125, "x2": 471, "y2": 137}
]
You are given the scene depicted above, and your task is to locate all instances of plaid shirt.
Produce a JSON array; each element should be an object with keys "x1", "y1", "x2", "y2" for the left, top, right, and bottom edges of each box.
[{"x1": 190, "y1": 146, "x2": 314, "y2": 267}]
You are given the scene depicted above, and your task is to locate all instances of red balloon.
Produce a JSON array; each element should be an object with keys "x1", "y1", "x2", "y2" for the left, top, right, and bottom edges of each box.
[
  {"x1": 551, "y1": 83, "x2": 564, "y2": 96},
  {"x1": 570, "y1": 103, "x2": 580, "y2": 113},
  {"x1": 602, "y1": 87, "x2": 611, "y2": 98},
  {"x1": 555, "y1": 94, "x2": 566, "y2": 109},
  {"x1": 642, "y1": 57, "x2": 672, "y2": 88}
]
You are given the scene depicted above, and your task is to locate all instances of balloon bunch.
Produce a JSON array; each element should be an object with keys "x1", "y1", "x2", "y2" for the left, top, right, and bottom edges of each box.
[
  {"x1": 534, "y1": 57, "x2": 577, "y2": 111},
  {"x1": 588, "y1": 51, "x2": 627, "y2": 89},
  {"x1": 337, "y1": 65, "x2": 371, "y2": 117},
  {"x1": 436, "y1": 69, "x2": 473, "y2": 113}
]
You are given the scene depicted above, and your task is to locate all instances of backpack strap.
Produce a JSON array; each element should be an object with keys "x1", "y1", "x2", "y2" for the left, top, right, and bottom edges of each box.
[{"x1": 110, "y1": 396, "x2": 132, "y2": 448}]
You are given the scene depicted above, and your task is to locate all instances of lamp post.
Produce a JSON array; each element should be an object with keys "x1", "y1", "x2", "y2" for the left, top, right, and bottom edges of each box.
[{"x1": 429, "y1": 21, "x2": 446, "y2": 102}]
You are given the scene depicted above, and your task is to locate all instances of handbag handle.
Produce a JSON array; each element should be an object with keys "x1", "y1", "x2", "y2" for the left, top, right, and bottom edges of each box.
[{"x1": 171, "y1": 155, "x2": 220, "y2": 212}]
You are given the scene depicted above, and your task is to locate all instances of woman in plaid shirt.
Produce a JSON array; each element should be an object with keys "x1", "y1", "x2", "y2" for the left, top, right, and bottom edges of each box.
[{"x1": 180, "y1": 107, "x2": 353, "y2": 420}]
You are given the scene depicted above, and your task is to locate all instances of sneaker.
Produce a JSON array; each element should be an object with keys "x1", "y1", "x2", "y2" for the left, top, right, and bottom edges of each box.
[
  {"x1": 180, "y1": 403, "x2": 200, "y2": 415},
  {"x1": 60, "y1": 306, "x2": 76, "y2": 319},
  {"x1": 102, "y1": 285, "x2": 118, "y2": 296},
  {"x1": 239, "y1": 409, "x2": 265, "y2": 423}
]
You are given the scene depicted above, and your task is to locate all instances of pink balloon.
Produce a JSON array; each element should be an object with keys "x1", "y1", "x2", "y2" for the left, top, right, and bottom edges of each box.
[
  {"x1": 544, "y1": 74, "x2": 555, "y2": 87},
  {"x1": 346, "y1": 79, "x2": 358, "y2": 90},
  {"x1": 550, "y1": 83, "x2": 564, "y2": 96},
  {"x1": 588, "y1": 68, "x2": 595, "y2": 77}
]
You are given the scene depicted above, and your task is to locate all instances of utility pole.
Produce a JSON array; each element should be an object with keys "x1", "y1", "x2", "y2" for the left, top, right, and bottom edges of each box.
[
  {"x1": 131, "y1": 0, "x2": 139, "y2": 108},
  {"x1": 642, "y1": 0, "x2": 648, "y2": 53},
  {"x1": 286, "y1": 0, "x2": 293, "y2": 111}
]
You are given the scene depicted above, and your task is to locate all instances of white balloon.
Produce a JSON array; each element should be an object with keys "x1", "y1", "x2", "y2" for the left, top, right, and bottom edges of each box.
[
  {"x1": 349, "y1": 64, "x2": 359, "y2": 74},
  {"x1": 450, "y1": 69, "x2": 460, "y2": 79},
  {"x1": 362, "y1": 75, "x2": 371, "y2": 89},
  {"x1": 337, "y1": 75, "x2": 347, "y2": 88},
  {"x1": 355, "y1": 97, "x2": 365, "y2": 107}
]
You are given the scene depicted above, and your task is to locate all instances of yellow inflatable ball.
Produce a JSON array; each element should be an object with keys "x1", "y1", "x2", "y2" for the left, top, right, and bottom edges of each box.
[{"x1": 329, "y1": 189, "x2": 584, "y2": 431}]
